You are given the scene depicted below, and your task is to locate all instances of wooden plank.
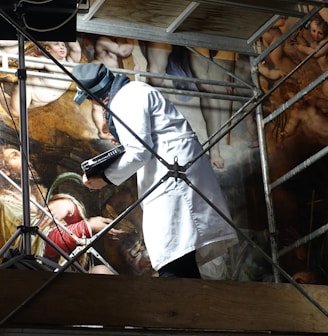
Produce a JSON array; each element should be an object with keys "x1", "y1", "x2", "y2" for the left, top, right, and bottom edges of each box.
[
  {"x1": 0, "y1": 269, "x2": 328, "y2": 333},
  {"x1": 0, "y1": 328, "x2": 320, "y2": 336}
]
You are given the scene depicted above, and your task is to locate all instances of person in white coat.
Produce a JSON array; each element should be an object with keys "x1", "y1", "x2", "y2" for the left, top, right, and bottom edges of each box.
[{"x1": 72, "y1": 63, "x2": 238, "y2": 278}]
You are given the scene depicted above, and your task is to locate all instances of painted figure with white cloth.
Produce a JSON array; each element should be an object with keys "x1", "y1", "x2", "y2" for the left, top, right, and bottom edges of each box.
[{"x1": 72, "y1": 63, "x2": 238, "y2": 278}]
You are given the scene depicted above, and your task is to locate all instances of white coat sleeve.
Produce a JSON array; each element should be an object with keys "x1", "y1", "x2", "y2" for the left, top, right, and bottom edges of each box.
[{"x1": 102, "y1": 85, "x2": 153, "y2": 185}]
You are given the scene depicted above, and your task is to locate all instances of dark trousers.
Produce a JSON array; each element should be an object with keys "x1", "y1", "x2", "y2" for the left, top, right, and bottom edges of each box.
[{"x1": 158, "y1": 250, "x2": 201, "y2": 278}]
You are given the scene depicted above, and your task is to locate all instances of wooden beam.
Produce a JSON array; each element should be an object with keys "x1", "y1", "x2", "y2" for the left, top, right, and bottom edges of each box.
[{"x1": 0, "y1": 269, "x2": 327, "y2": 333}]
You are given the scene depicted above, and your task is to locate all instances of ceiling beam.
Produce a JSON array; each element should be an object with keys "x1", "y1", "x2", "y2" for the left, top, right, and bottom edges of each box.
[
  {"x1": 194, "y1": 0, "x2": 320, "y2": 17},
  {"x1": 166, "y1": 2, "x2": 200, "y2": 33},
  {"x1": 81, "y1": 0, "x2": 105, "y2": 21},
  {"x1": 76, "y1": 16, "x2": 256, "y2": 55}
]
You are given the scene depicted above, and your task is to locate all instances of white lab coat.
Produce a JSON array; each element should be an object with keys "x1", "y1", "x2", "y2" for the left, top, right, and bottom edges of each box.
[{"x1": 103, "y1": 81, "x2": 238, "y2": 271}]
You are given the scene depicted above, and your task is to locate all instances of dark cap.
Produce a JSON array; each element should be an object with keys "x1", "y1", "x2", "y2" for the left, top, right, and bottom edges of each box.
[{"x1": 72, "y1": 63, "x2": 115, "y2": 105}]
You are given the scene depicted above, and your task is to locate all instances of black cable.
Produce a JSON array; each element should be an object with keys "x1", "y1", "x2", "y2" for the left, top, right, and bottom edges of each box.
[{"x1": 21, "y1": 0, "x2": 82, "y2": 33}]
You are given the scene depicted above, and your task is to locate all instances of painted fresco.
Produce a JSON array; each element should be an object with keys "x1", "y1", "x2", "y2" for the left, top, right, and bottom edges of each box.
[
  {"x1": 256, "y1": 13, "x2": 328, "y2": 284},
  {"x1": 0, "y1": 12, "x2": 327, "y2": 284}
]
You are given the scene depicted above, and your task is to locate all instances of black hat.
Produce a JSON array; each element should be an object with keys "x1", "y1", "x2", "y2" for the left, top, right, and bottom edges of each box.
[{"x1": 72, "y1": 63, "x2": 115, "y2": 105}]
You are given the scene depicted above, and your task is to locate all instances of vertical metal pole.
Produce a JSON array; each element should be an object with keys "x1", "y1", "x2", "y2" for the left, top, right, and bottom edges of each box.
[
  {"x1": 250, "y1": 56, "x2": 281, "y2": 283},
  {"x1": 17, "y1": 32, "x2": 32, "y2": 255},
  {"x1": 255, "y1": 103, "x2": 281, "y2": 283}
]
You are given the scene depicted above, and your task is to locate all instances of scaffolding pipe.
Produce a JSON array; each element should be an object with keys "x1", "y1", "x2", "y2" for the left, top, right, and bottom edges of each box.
[
  {"x1": 0, "y1": 4, "x2": 327, "y2": 323},
  {"x1": 254, "y1": 5, "x2": 322, "y2": 64},
  {"x1": 187, "y1": 46, "x2": 255, "y2": 91},
  {"x1": 251, "y1": 54, "x2": 281, "y2": 283},
  {"x1": 264, "y1": 70, "x2": 328, "y2": 125},
  {"x1": 271, "y1": 146, "x2": 328, "y2": 189},
  {"x1": 278, "y1": 222, "x2": 328, "y2": 258}
]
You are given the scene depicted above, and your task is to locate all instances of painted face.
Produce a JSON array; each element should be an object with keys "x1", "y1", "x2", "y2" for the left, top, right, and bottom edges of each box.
[
  {"x1": 1, "y1": 147, "x2": 40, "y2": 183},
  {"x1": 3, "y1": 147, "x2": 21, "y2": 172},
  {"x1": 45, "y1": 41, "x2": 68, "y2": 60},
  {"x1": 310, "y1": 21, "x2": 325, "y2": 42}
]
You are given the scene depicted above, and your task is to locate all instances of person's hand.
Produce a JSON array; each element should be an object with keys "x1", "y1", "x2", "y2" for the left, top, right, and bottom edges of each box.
[
  {"x1": 83, "y1": 174, "x2": 108, "y2": 190},
  {"x1": 38, "y1": 198, "x2": 75, "y2": 229},
  {"x1": 87, "y1": 216, "x2": 125, "y2": 239}
]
